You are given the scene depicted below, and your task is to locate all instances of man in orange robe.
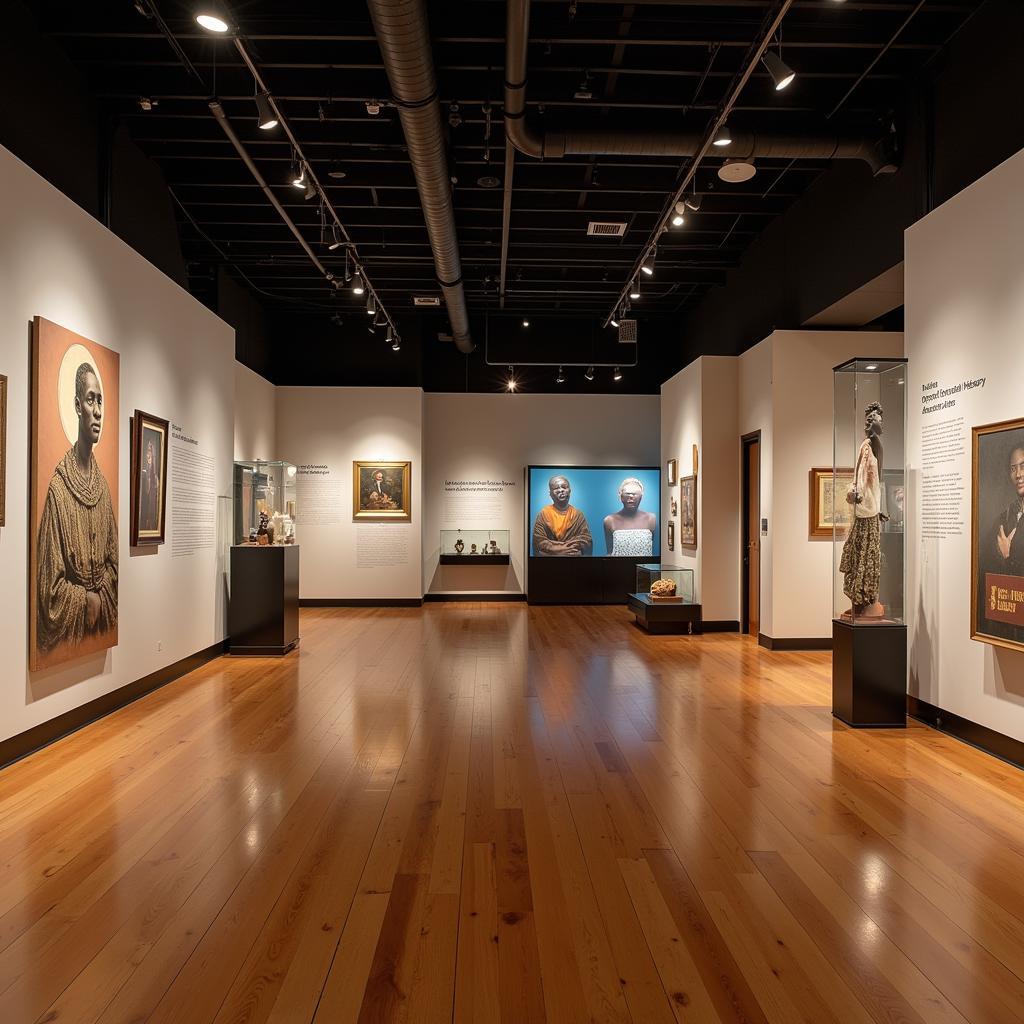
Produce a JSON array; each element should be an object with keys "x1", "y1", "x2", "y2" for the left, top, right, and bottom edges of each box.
[{"x1": 532, "y1": 475, "x2": 592, "y2": 556}]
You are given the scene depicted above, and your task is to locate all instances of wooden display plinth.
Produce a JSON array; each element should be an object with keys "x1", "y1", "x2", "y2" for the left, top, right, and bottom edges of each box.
[
  {"x1": 832, "y1": 618, "x2": 906, "y2": 727},
  {"x1": 627, "y1": 593, "x2": 703, "y2": 634},
  {"x1": 229, "y1": 544, "x2": 300, "y2": 655}
]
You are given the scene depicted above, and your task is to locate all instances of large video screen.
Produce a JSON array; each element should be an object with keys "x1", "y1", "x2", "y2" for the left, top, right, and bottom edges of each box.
[{"x1": 528, "y1": 466, "x2": 660, "y2": 557}]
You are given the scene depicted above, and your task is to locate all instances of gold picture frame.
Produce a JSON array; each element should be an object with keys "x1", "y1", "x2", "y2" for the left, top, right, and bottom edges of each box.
[
  {"x1": 971, "y1": 417, "x2": 1024, "y2": 654},
  {"x1": 679, "y1": 474, "x2": 697, "y2": 547},
  {"x1": 809, "y1": 467, "x2": 854, "y2": 539},
  {"x1": 666, "y1": 458, "x2": 677, "y2": 486},
  {"x1": 353, "y1": 460, "x2": 412, "y2": 521}
]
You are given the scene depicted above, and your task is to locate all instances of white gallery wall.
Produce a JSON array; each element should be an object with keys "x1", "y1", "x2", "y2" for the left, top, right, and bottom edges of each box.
[
  {"x1": 275, "y1": 386, "x2": 423, "y2": 600},
  {"x1": 0, "y1": 144, "x2": 235, "y2": 746},
  {"x1": 234, "y1": 362, "x2": 276, "y2": 462},
  {"x1": 660, "y1": 357, "x2": 739, "y2": 622},
  {"x1": 423, "y1": 393, "x2": 660, "y2": 595},
  {"x1": 736, "y1": 330, "x2": 904, "y2": 641},
  {"x1": 906, "y1": 146, "x2": 1024, "y2": 739}
]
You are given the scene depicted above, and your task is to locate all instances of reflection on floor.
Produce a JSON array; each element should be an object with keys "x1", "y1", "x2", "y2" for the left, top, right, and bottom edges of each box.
[{"x1": 1, "y1": 604, "x2": 1022, "y2": 1022}]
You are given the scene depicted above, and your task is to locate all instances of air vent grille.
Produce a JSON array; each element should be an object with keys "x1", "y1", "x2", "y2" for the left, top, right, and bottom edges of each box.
[
  {"x1": 586, "y1": 221, "x2": 627, "y2": 237},
  {"x1": 618, "y1": 319, "x2": 638, "y2": 343},
  {"x1": 413, "y1": 295, "x2": 442, "y2": 307}
]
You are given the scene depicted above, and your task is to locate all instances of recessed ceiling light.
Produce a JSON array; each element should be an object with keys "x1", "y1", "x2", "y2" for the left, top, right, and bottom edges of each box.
[
  {"x1": 865, "y1": 364, "x2": 878, "y2": 371},
  {"x1": 477, "y1": 175, "x2": 501, "y2": 189}
]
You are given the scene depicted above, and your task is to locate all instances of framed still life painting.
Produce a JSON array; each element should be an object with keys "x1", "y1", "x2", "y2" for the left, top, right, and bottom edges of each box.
[
  {"x1": 809, "y1": 467, "x2": 854, "y2": 539},
  {"x1": 971, "y1": 417, "x2": 1024, "y2": 654},
  {"x1": 353, "y1": 460, "x2": 412, "y2": 521},
  {"x1": 130, "y1": 409, "x2": 169, "y2": 546}
]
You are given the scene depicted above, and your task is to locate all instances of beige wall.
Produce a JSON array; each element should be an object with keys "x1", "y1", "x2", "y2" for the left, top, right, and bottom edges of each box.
[{"x1": 233, "y1": 362, "x2": 276, "y2": 463}]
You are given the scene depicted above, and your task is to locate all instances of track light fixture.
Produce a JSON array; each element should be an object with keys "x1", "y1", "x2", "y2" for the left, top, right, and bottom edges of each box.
[
  {"x1": 506, "y1": 366, "x2": 517, "y2": 392},
  {"x1": 292, "y1": 163, "x2": 306, "y2": 189},
  {"x1": 254, "y1": 90, "x2": 277, "y2": 130},
  {"x1": 522, "y1": 318, "x2": 530, "y2": 328},
  {"x1": 327, "y1": 225, "x2": 342, "y2": 251},
  {"x1": 366, "y1": 293, "x2": 377, "y2": 316},
  {"x1": 610, "y1": 312, "x2": 620, "y2": 328},
  {"x1": 640, "y1": 247, "x2": 656, "y2": 277},
  {"x1": 684, "y1": 193, "x2": 702, "y2": 212},
  {"x1": 556, "y1": 366, "x2": 565, "y2": 384},
  {"x1": 585, "y1": 366, "x2": 595, "y2": 382},
  {"x1": 671, "y1": 202, "x2": 686, "y2": 227},
  {"x1": 386, "y1": 324, "x2": 394, "y2": 344},
  {"x1": 195, "y1": 9, "x2": 230, "y2": 33},
  {"x1": 352, "y1": 270, "x2": 365, "y2": 295},
  {"x1": 629, "y1": 278, "x2": 641, "y2": 300},
  {"x1": 304, "y1": 177, "x2": 316, "y2": 201},
  {"x1": 712, "y1": 122, "x2": 732, "y2": 147},
  {"x1": 392, "y1": 335, "x2": 401, "y2": 352},
  {"x1": 762, "y1": 50, "x2": 796, "y2": 91},
  {"x1": 613, "y1": 366, "x2": 623, "y2": 382}
]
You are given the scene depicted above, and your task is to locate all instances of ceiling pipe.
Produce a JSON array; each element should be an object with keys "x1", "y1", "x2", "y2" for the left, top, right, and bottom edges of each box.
[
  {"x1": 365, "y1": 0, "x2": 474, "y2": 353},
  {"x1": 504, "y1": 0, "x2": 896, "y2": 176}
]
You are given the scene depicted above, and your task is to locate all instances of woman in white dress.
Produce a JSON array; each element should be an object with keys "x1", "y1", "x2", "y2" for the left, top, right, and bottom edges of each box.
[{"x1": 604, "y1": 477, "x2": 656, "y2": 556}]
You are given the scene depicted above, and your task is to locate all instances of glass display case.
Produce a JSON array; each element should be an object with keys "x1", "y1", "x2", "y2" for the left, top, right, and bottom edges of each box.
[
  {"x1": 439, "y1": 529, "x2": 510, "y2": 564},
  {"x1": 233, "y1": 460, "x2": 298, "y2": 546},
  {"x1": 635, "y1": 564, "x2": 695, "y2": 603},
  {"x1": 832, "y1": 360, "x2": 906, "y2": 624},
  {"x1": 831, "y1": 357, "x2": 907, "y2": 727}
]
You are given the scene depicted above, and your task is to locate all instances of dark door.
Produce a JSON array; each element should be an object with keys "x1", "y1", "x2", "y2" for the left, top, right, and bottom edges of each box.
[{"x1": 742, "y1": 435, "x2": 761, "y2": 637}]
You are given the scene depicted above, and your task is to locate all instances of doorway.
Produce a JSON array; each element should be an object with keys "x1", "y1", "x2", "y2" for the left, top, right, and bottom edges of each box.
[{"x1": 741, "y1": 432, "x2": 761, "y2": 637}]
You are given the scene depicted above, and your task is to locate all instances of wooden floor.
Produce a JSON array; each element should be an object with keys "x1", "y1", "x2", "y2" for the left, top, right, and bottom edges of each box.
[{"x1": 2, "y1": 606, "x2": 1024, "y2": 1023}]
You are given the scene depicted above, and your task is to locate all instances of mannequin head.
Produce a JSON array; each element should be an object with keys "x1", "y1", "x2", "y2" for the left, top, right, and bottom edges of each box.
[{"x1": 864, "y1": 401, "x2": 883, "y2": 438}]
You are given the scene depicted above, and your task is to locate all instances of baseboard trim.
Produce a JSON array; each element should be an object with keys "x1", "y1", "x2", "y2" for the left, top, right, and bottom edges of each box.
[
  {"x1": 758, "y1": 633, "x2": 832, "y2": 651},
  {"x1": 702, "y1": 620, "x2": 740, "y2": 633},
  {"x1": 907, "y1": 695, "x2": 1024, "y2": 772},
  {"x1": 424, "y1": 593, "x2": 527, "y2": 602},
  {"x1": 300, "y1": 598, "x2": 423, "y2": 608},
  {"x1": 0, "y1": 639, "x2": 227, "y2": 771}
]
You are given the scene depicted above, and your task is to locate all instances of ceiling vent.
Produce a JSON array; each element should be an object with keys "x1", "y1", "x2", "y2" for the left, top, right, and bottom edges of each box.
[
  {"x1": 586, "y1": 221, "x2": 627, "y2": 237},
  {"x1": 618, "y1": 319, "x2": 638, "y2": 343},
  {"x1": 413, "y1": 295, "x2": 442, "y2": 307}
]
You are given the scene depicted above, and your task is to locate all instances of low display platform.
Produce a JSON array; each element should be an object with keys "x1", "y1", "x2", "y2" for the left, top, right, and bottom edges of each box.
[
  {"x1": 832, "y1": 618, "x2": 907, "y2": 727},
  {"x1": 439, "y1": 554, "x2": 510, "y2": 566},
  {"x1": 628, "y1": 593, "x2": 703, "y2": 634}
]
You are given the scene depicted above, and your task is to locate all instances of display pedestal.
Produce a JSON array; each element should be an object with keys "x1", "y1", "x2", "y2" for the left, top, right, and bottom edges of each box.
[
  {"x1": 627, "y1": 593, "x2": 703, "y2": 635},
  {"x1": 229, "y1": 545, "x2": 300, "y2": 655},
  {"x1": 832, "y1": 619, "x2": 906, "y2": 727},
  {"x1": 439, "y1": 554, "x2": 510, "y2": 566}
]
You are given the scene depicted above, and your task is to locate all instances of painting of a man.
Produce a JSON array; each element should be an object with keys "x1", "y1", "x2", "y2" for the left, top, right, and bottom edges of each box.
[
  {"x1": 353, "y1": 461, "x2": 412, "y2": 521},
  {"x1": 532, "y1": 475, "x2": 592, "y2": 556},
  {"x1": 31, "y1": 318, "x2": 119, "y2": 669}
]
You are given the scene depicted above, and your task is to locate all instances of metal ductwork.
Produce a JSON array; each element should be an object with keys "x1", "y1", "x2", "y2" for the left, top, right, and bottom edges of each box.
[
  {"x1": 505, "y1": 0, "x2": 897, "y2": 177},
  {"x1": 366, "y1": 0, "x2": 474, "y2": 353}
]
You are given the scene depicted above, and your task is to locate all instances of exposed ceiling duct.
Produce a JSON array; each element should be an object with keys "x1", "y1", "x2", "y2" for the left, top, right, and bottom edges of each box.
[
  {"x1": 504, "y1": 0, "x2": 897, "y2": 178},
  {"x1": 365, "y1": 0, "x2": 474, "y2": 353}
]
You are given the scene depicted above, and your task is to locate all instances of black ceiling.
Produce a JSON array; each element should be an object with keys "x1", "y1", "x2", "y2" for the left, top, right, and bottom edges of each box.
[{"x1": 31, "y1": 0, "x2": 978, "y2": 365}]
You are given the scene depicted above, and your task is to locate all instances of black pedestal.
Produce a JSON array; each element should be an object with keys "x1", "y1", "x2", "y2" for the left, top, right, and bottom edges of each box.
[
  {"x1": 832, "y1": 619, "x2": 907, "y2": 727},
  {"x1": 229, "y1": 545, "x2": 300, "y2": 655},
  {"x1": 627, "y1": 593, "x2": 703, "y2": 635}
]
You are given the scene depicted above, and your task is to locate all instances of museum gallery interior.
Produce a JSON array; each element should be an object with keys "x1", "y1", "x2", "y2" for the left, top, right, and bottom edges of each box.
[{"x1": 1, "y1": 0, "x2": 1023, "y2": 1021}]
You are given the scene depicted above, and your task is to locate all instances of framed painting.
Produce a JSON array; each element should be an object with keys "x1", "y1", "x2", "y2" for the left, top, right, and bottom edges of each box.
[
  {"x1": 130, "y1": 409, "x2": 169, "y2": 546},
  {"x1": 30, "y1": 317, "x2": 119, "y2": 670},
  {"x1": 972, "y1": 417, "x2": 1024, "y2": 654},
  {"x1": 667, "y1": 520, "x2": 675, "y2": 551},
  {"x1": 353, "y1": 460, "x2": 412, "y2": 521},
  {"x1": 0, "y1": 374, "x2": 6, "y2": 527},
  {"x1": 679, "y1": 474, "x2": 697, "y2": 547},
  {"x1": 809, "y1": 467, "x2": 854, "y2": 539},
  {"x1": 667, "y1": 458, "x2": 677, "y2": 486}
]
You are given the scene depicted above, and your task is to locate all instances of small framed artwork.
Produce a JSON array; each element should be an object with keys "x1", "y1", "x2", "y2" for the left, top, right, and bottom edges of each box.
[
  {"x1": 667, "y1": 458, "x2": 678, "y2": 486},
  {"x1": 809, "y1": 467, "x2": 854, "y2": 539},
  {"x1": 130, "y1": 409, "x2": 169, "y2": 546},
  {"x1": 0, "y1": 374, "x2": 6, "y2": 527},
  {"x1": 679, "y1": 474, "x2": 697, "y2": 547},
  {"x1": 353, "y1": 460, "x2": 412, "y2": 521},
  {"x1": 692, "y1": 443, "x2": 699, "y2": 475},
  {"x1": 971, "y1": 417, "x2": 1024, "y2": 654},
  {"x1": 667, "y1": 521, "x2": 675, "y2": 551}
]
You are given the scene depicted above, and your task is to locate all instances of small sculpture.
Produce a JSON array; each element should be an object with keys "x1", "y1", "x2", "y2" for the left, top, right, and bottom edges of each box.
[
  {"x1": 454, "y1": 538, "x2": 465, "y2": 555},
  {"x1": 650, "y1": 578, "x2": 677, "y2": 598},
  {"x1": 489, "y1": 539, "x2": 499, "y2": 554},
  {"x1": 256, "y1": 510, "x2": 270, "y2": 546},
  {"x1": 470, "y1": 543, "x2": 478, "y2": 554},
  {"x1": 670, "y1": 497, "x2": 678, "y2": 516}
]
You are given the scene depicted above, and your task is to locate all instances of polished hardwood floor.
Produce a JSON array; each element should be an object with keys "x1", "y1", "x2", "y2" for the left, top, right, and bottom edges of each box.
[{"x1": 2, "y1": 604, "x2": 1024, "y2": 1023}]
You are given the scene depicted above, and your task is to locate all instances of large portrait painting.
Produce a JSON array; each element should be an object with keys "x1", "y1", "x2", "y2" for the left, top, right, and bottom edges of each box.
[
  {"x1": 972, "y1": 417, "x2": 1024, "y2": 653},
  {"x1": 679, "y1": 474, "x2": 697, "y2": 547},
  {"x1": 130, "y1": 410, "x2": 169, "y2": 546},
  {"x1": 809, "y1": 467, "x2": 854, "y2": 539},
  {"x1": 353, "y1": 460, "x2": 412, "y2": 521},
  {"x1": 30, "y1": 317, "x2": 119, "y2": 670}
]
